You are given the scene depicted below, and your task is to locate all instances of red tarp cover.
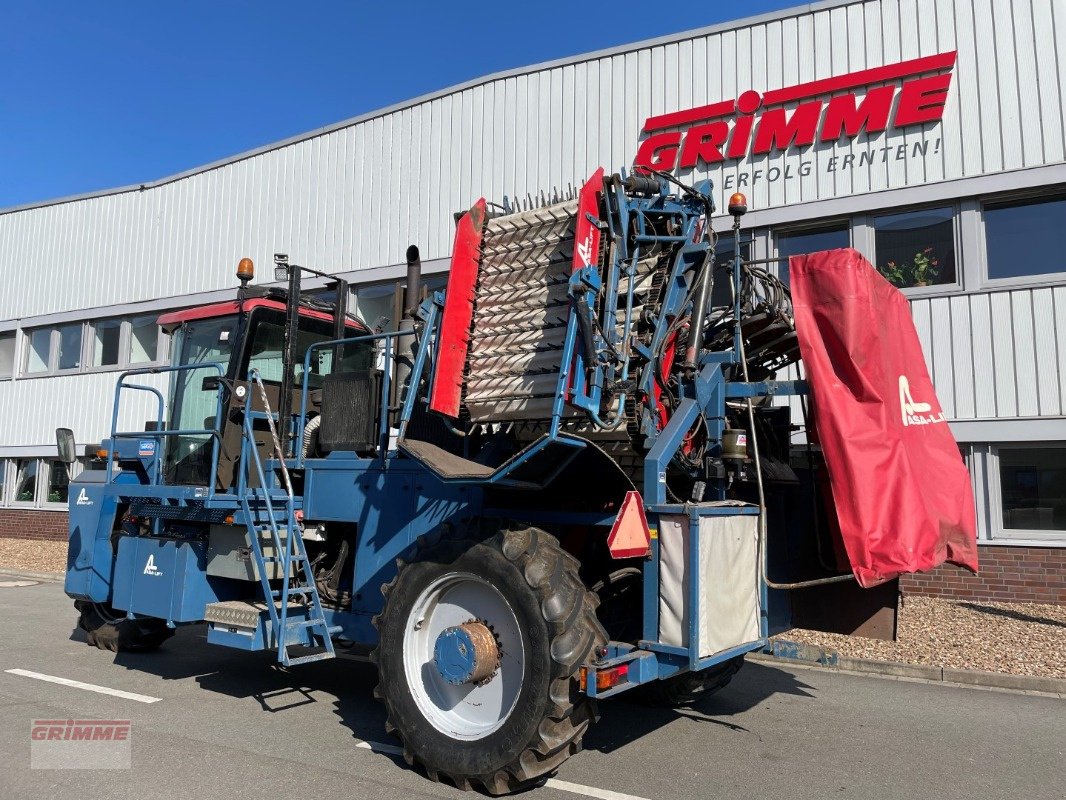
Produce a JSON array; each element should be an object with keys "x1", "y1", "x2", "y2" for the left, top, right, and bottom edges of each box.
[{"x1": 789, "y1": 248, "x2": 978, "y2": 588}]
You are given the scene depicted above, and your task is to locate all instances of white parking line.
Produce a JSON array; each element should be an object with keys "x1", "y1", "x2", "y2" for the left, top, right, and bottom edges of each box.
[
  {"x1": 5, "y1": 669, "x2": 162, "y2": 704},
  {"x1": 545, "y1": 779, "x2": 651, "y2": 800},
  {"x1": 354, "y1": 739, "x2": 404, "y2": 756},
  {"x1": 354, "y1": 739, "x2": 650, "y2": 800}
]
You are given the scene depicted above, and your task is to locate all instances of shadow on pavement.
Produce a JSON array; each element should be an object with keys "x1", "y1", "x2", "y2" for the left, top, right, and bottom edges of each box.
[
  {"x1": 87, "y1": 623, "x2": 390, "y2": 742},
  {"x1": 86, "y1": 620, "x2": 815, "y2": 759},
  {"x1": 585, "y1": 660, "x2": 816, "y2": 754}
]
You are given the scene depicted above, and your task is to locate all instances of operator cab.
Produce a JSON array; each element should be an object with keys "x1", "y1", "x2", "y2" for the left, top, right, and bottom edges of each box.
[{"x1": 158, "y1": 292, "x2": 372, "y2": 489}]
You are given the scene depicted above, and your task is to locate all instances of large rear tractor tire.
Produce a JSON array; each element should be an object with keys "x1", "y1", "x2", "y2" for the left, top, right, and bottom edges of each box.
[
  {"x1": 75, "y1": 600, "x2": 174, "y2": 653},
  {"x1": 372, "y1": 522, "x2": 607, "y2": 794}
]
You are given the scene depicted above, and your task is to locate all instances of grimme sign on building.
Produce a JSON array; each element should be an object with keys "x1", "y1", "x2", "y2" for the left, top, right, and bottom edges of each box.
[{"x1": 635, "y1": 51, "x2": 956, "y2": 190}]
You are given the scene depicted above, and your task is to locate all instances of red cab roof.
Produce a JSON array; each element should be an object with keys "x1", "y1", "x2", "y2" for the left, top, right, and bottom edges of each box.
[{"x1": 157, "y1": 298, "x2": 368, "y2": 332}]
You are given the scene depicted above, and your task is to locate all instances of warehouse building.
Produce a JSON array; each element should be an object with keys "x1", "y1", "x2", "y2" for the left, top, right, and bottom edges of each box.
[{"x1": 0, "y1": 0, "x2": 1063, "y2": 602}]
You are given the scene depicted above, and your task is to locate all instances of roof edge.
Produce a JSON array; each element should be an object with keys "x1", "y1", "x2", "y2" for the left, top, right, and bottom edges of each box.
[{"x1": 0, "y1": 0, "x2": 857, "y2": 216}]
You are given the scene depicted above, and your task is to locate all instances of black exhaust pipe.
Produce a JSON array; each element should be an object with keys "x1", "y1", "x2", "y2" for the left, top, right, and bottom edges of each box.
[{"x1": 405, "y1": 245, "x2": 422, "y2": 318}]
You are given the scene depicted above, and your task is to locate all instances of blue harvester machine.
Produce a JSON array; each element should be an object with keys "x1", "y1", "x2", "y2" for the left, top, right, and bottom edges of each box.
[{"x1": 62, "y1": 169, "x2": 860, "y2": 793}]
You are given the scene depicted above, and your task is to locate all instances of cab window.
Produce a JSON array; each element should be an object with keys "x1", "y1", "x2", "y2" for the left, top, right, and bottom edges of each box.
[{"x1": 242, "y1": 311, "x2": 372, "y2": 389}]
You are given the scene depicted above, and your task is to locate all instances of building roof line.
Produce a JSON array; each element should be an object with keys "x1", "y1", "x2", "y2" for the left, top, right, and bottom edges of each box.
[{"x1": 0, "y1": 0, "x2": 859, "y2": 217}]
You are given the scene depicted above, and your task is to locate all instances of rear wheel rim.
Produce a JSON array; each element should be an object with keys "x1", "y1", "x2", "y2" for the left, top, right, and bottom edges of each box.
[{"x1": 402, "y1": 571, "x2": 525, "y2": 741}]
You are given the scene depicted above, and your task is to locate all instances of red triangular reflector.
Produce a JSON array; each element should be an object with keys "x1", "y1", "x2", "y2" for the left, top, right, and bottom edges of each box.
[{"x1": 606, "y1": 491, "x2": 651, "y2": 559}]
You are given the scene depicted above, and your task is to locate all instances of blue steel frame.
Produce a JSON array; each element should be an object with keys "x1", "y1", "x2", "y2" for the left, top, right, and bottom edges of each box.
[{"x1": 74, "y1": 171, "x2": 810, "y2": 697}]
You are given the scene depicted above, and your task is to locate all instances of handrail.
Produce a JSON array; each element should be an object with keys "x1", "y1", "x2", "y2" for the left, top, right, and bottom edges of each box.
[
  {"x1": 295, "y1": 329, "x2": 410, "y2": 466},
  {"x1": 107, "y1": 361, "x2": 226, "y2": 488},
  {"x1": 243, "y1": 367, "x2": 300, "y2": 661}
]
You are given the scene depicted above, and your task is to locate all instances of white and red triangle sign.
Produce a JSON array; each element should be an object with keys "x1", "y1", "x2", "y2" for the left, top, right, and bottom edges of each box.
[{"x1": 606, "y1": 491, "x2": 651, "y2": 559}]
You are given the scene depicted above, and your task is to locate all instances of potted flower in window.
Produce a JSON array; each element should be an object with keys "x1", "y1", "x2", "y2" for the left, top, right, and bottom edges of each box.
[
  {"x1": 911, "y1": 247, "x2": 940, "y2": 287},
  {"x1": 878, "y1": 248, "x2": 941, "y2": 288}
]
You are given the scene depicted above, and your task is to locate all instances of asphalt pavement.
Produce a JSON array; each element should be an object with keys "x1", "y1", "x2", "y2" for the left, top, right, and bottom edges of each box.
[{"x1": 0, "y1": 579, "x2": 1062, "y2": 800}]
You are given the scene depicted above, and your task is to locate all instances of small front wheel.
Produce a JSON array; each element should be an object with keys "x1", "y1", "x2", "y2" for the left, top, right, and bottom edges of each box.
[
  {"x1": 373, "y1": 523, "x2": 606, "y2": 794},
  {"x1": 75, "y1": 601, "x2": 174, "y2": 653}
]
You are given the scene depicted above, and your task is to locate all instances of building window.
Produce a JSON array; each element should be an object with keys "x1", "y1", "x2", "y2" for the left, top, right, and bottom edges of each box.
[
  {"x1": 774, "y1": 222, "x2": 850, "y2": 283},
  {"x1": 983, "y1": 194, "x2": 1066, "y2": 281},
  {"x1": 998, "y1": 445, "x2": 1065, "y2": 535},
  {"x1": 92, "y1": 319, "x2": 122, "y2": 367},
  {"x1": 57, "y1": 323, "x2": 83, "y2": 371},
  {"x1": 0, "y1": 333, "x2": 14, "y2": 379},
  {"x1": 0, "y1": 460, "x2": 6, "y2": 504},
  {"x1": 46, "y1": 460, "x2": 70, "y2": 504},
  {"x1": 129, "y1": 316, "x2": 159, "y2": 363},
  {"x1": 14, "y1": 458, "x2": 38, "y2": 503},
  {"x1": 873, "y1": 206, "x2": 956, "y2": 288},
  {"x1": 25, "y1": 328, "x2": 52, "y2": 374}
]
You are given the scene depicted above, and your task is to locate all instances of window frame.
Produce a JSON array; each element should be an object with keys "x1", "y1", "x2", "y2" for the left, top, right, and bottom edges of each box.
[
  {"x1": 13, "y1": 316, "x2": 168, "y2": 378},
  {"x1": 988, "y1": 442, "x2": 1066, "y2": 544},
  {"x1": 42, "y1": 458, "x2": 75, "y2": 509},
  {"x1": 0, "y1": 456, "x2": 81, "y2": 510},
  {"x1": 977, "y1": 187, "x2": 1066, "y2": 291},
  {"x1": 23, "y1": 326, "x2": 57, "y2": 375},
  {"x1": 868, "y1": 201, "x2": 963, "y2": 297},
  {"x1": 128, "y1": 314, "x2": 163, "y2": 365},
  {"x1": 771, "y1": 218, "x2": 853, "y2": 282},
  {"x1": 55, "y1": 321, "x2": 87, "y2": 374},
  {"x1": 89, "y1": 318, "x2": 125, "y2": 370},
  {"x1": 0, "y1": 331, "x2": 15, "y2": 380},
  {"x1": 11, "y1": 457, "x2": 42, "y2": 507}
]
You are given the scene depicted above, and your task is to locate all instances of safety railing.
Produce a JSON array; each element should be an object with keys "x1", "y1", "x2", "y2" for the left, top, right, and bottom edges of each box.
[
  {"x1": 295, "y1": 301, "x2": 440, "y2": 467},
  {"x1": 106, "y1": 362, "x2": 227, "y2": 491}
]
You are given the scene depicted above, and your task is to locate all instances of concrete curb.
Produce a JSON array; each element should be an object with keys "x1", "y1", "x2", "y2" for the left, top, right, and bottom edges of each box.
[
  {"x1": 749, "y1": 647, "x2": 1066, "y2": 697},
  {"x1": 0, "y1": 568, "x2": 63, "y2": 583}
]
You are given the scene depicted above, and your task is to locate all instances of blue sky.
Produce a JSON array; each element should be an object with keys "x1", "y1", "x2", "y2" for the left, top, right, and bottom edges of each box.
[{"x1": 0, "y1": 1, "x2": 796, "y2": 208}]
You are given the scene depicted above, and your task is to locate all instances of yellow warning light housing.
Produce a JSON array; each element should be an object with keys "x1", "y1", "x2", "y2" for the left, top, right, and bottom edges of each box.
[{"x1": 237, "y1": 257, "x2": 255, "y2": 282}]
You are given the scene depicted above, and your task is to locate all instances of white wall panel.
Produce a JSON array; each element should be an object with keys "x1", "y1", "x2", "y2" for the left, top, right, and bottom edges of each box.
[
  {"x1": 1, "y1": 0, "x2": 1061, "y2": 322},
  {"x1": 0, "y1": 372, "x2": 169, "y2": 449},
  {"x1": 916, "y1": 287, "x2": 1066, "y2": 423},
  {"x1": 0, "y1": 0, "x2": 1064, "y2": 448}
]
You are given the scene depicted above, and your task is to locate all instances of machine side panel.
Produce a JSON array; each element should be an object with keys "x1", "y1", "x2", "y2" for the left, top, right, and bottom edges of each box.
[
  {"x1": 64, "y1": 471, "x2": 123, "y2": 602},
  {"x1": 301, "y1": 458, "x2": 482, "y2": 644}
]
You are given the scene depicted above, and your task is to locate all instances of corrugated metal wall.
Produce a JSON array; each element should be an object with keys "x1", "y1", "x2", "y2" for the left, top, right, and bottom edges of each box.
[
  {"x1": 0, "y1": 0, "x2": 1063, "y2": 449},
  {"x1": 911, "y1": 286, "x2": 1066, "y2": 420},
  {"x1": 0, "y1": 372, "x2": 168, "y2": 448},
  {"x1": 1, "y1": 0, "x2": 1062, "y2": 322}
]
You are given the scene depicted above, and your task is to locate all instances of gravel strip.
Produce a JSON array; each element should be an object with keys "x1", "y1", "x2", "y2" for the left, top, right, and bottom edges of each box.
[
  {"x1": 777, "y1": 595, "x2": 1066, "y2": 679},
  {"x1": 0, "y1": 537, "x2": 67, "y2": 573}
]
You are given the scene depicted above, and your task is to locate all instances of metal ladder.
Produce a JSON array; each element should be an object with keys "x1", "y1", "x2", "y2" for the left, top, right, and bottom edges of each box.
[{"x1": 238, "y1": 369, "x2": 338, "y2": 666}]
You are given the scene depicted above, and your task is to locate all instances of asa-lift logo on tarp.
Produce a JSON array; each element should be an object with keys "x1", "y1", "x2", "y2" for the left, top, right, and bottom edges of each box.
[
  {"x1": 899, "y1": 375, "x2": 946, "y2": 427},
  {"x1": 635, "y1": 51, "x2": 957, "y2": 172}
]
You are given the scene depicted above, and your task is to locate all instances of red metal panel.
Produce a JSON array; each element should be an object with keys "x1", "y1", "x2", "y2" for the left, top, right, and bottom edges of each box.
[
  {"x1": 573, "y1": 167, "x2": 604, "y2": 272},
  {"x1": 429, "y1": 199, "x2": 486, "y2": 418},
  {"x1": 790, "y1": 248, "x2": 978, "y2": 588},
  {"x1": 157, "y1": 298, "x2": 369, "y2": 332}
]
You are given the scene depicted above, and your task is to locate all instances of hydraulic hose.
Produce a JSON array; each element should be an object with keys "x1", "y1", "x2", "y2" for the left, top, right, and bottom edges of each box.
[{"x1": 732, "y1": 271, "x2": 854, "y2": 591}]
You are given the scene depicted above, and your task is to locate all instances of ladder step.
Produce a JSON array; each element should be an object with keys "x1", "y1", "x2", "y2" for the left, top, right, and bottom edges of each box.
[
  {"x1": 284, "y1": 651, "x2": 335, "y2": 666},
  {"x1": 270, "y1": 586, "x2": 316, "y2": 598},
  {"x1": 261, "y1": 553, "x2": 308, "y2": 563},
  {"x1": 286, "y1": 619, "x2": 329, "y2": 631}
]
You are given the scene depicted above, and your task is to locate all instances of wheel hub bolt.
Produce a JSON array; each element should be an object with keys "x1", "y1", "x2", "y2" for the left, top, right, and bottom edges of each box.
[{"x1": 433, "y1": 621, "x2": 500, "y2": 685}]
